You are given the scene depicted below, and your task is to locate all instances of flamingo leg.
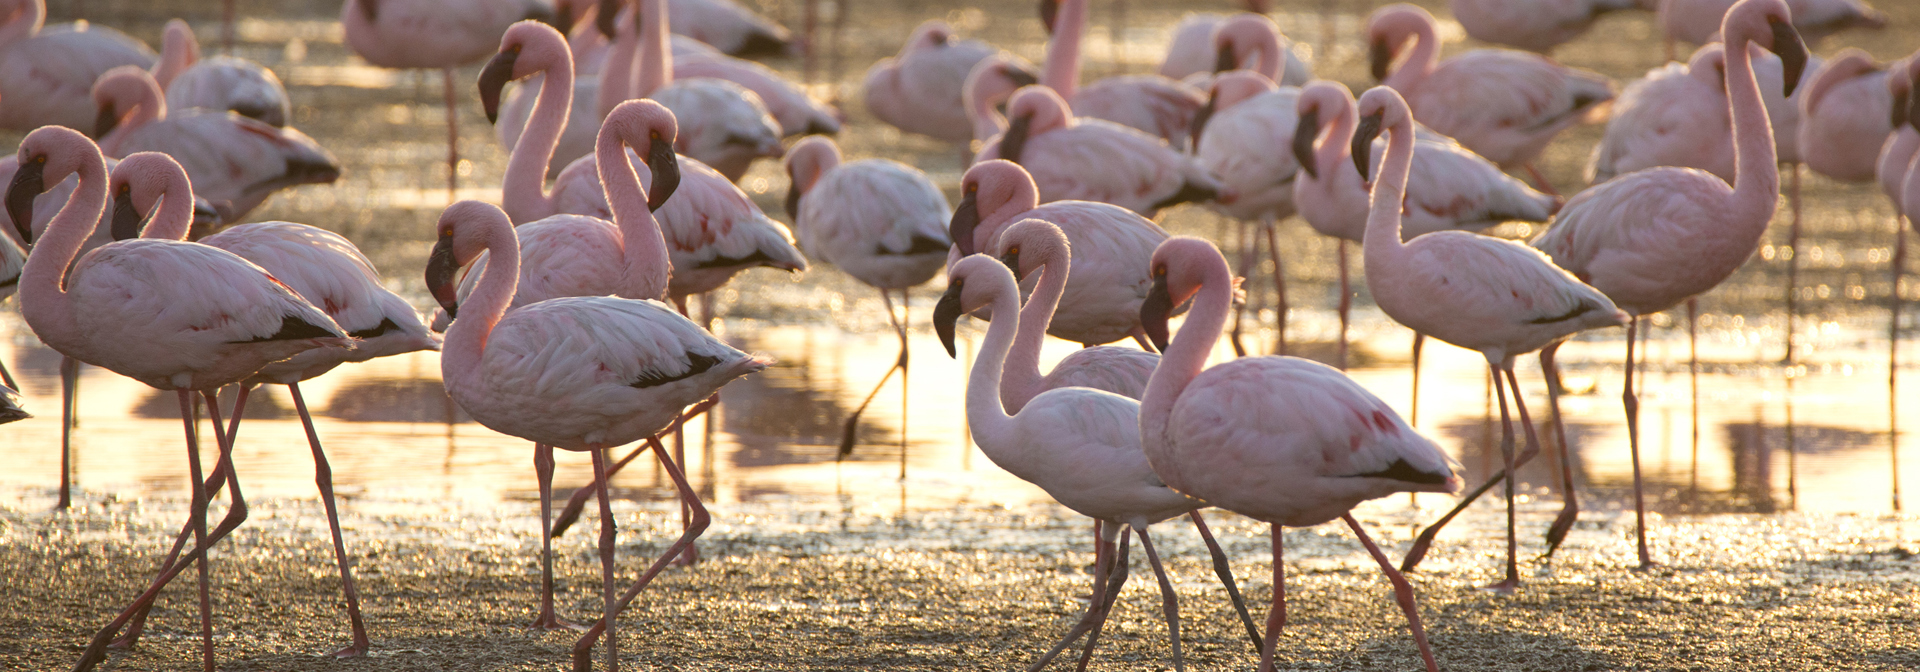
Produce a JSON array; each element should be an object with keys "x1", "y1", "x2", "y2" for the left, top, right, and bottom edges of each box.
[
  {"x1": 190, "y1": 391, "x2": 216, "y2": 672},
  {"x1": 1623, "y1": 315, "x2": 1658, "y2": 568},
  {"x1": 1027, "y1": 523, "x2": 1118, "y2": 672},
  {"x1": 532, "y1": 442, "x2": 582, "y2": 631},
  {"x1": 1541, "y1": 342, "x2": 1581, "y2": 558},
  {"x1": 672, "y1": 420, "x2": 696, "y2": 566},
  {"x1": 1688, "y1": 297, "x2": 1701, "y2": 497},
  {"x1": 1135, "y1": 528, "x2": 1185, "y2": 672},
  {"x1": 1522, "y1": 162, "x2": 1561, "y2": 198},
  {"x1": 570, "y1": 437, "x2": 709, "y2": 672},
  {"x1": 836, "y1": 287, "x2": 908, "y2": 460},
  {"x1": 1336, "y1": 238, "x2": 1349, "y2": 369},
  {"x1": 443, "y1": 67, "x2": 459, "y2": 199},
  {"x1": 1255, "y1": 525, "x2": 1285, "y2": 672},
  {"x1": 1782, "y1": 163, "x2": 1801, "y2": 364},
  {"x1": 113, "y1": 393, "x2": 234, "y2": 650},
  {"x1": 1343, "y1": 513, "x2": 1440, "y2": 672},
  {"x1": 898, "y1": 287, "x2": 911, "y2": 481},
  {"x1": 1229, "y1": 220, "x2": 1253, "y2": 357},
  {"x1": 1893, "y1": 227, "x2": 1905, "y2": 513},
  {"x1": 58, "y1": 355, "x2": 79, "y2": 509},
  {"x1": 1070, "y1": 527, "x2": 1130, "y2": 672},
  {"x1": 591, "y1": 447, "x2": 620, "y2": 672},
  {"x1": 550, "y1": 398, "x2": 718, "y2": 538},
  {"x1": 1186, "y1": 510, "x2": 1261, "y2": 651},
  {"x1": 286, "y1": 383, "x2": 371, "y2": 656},
  {"x1": 1265, "y1": 221, "x2": 1287, "y2": 357},
  {"x1": 1401, "y1": 364, "x2": 1549, "y2": 572},
  {"x1": 221, "y1": 0, "x2": 235, "y2": 52},
  {"x1": 1410, "y1": 331, "x2": 1424, "y2": 507},
  {"x1": 1482, "y1": 361, "x2": 1520, "y2": 594}
]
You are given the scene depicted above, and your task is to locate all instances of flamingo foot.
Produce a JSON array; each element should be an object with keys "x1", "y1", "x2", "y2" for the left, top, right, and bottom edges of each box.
[
  {"x1": 329, "y1": 640, "x2": 371, "y2": 658},
  {"x1": 531, "y1": 609, "x2": 587, "y2": 633},
  {"x1": 1542, "y1": 502, "x2": 1578, "y2": 559},
  {"x1": 1479, "y1": 577, "x2": 1518, "y2": 595}
]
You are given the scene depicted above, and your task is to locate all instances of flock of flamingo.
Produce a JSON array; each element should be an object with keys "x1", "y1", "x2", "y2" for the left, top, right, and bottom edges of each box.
[{"x1": 0, "y1": 0, "x2": 1906, "y2": 668}]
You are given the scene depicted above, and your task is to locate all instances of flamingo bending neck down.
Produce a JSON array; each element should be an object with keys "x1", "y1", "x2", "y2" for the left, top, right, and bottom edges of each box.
[
  {"x1": 1136, "y1": 236, "x2": 1459, "y2": 672},
  {"x1": 0, "y1": 0, "x2": 156, "y2": 133},
  {"x1": 1040, "y1": 0, "x2": 1206, "y2": 149},
  {"x1": 977, "y1": 85, "x2": 1224, "y2": 218},
  {"x1": 1350, "y1": 85, "x2": 1625, "y2": 592},
  {"x1": 1527, "y1": 0, "x2": 1806, "y2": 568},
  {"x1": 989, "y1": 218, "x2": 1159, "y2": 412},
  {"x1": 863, "y1": 20, "x2": 1016, "y2": 145}
]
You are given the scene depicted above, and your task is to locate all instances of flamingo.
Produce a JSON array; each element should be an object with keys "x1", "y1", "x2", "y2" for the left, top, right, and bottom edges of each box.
[
  {"x1": 977, "y1": 85, "x2": 1223, "y2": 218},
  {"x1": 783, "y1": 135, "x2": 948, "y2": 456},
  {"x1": 341, "y1": 0, "x2": 554, "y2": 196},
  {"x1": 0, "y1": 381, "x2": 24, "y2": 424},
  {"x1": 151, "y1": 19, "x2": 290, "y2": 127},
  {"x1": 863, "y1": 20, "x2": 1018, "y2": 145},
  {"x1": 0, "y1": 0, "x2": 155, "y2": 133},
  {"x1": 1659, "y1": 0, "x2": 1882, "y2": 49},
  {"x1": 9, "y1": 127, "x2": 350, "y2": 672},
  {"x1": 594, "y1": 0, "x2": 835, "y2": 139},
  {"x1": 935, "y1": 250, "x2": 1259, "y2": 671},
  {"x1": 1159, "y1": 12, "x2": 1311, "y2": 87},
  {"x1": 665, "y1": 0, "x2": 793, "y2": 57},
  {"x1": 91, "y1": 65, "x2": 341, "y2": 221},
  {"x1": 1448, "y1": 0, "x2": 1644, "y2": 53},
  {"x1": 1188, "y1": 69, "x2": 1299, "y2": 356},
  {"x1": 1292, "y1": 79, "x2": 1557, "y2": 375},
  {"x1": 1368, "y1": 3, "x2": 1614, "y2": 194},
  {"x1": 961, "y1": 53, "x2": 1043, "y2": 146},
  {"x1": 427, "y1": 199, "x2": 769, "y2": 672},
  {"x1": 1349, "y1": 85, "x2": 1627, "y2": 591},
  {"x1": 1878, "y1": 65, "x2": 1919, "y2": 453},
  {"x1": 1589, "y1": 42, "x2": 1812, "y2": 184},
  {"x1": 1136, "y1": 235, "x2": 1461, "y2": 672},
  {"x1": 1527, "y1": 0, "x2": 1806, "y2": 567},
  {"x1": 1798, "y1": 48, "x2": 1899, "y2": 184},
  {"x1": 98, "y1": 152, "x2": 440, "y2": 658},
  {"x1": 948, "y1": 160, "x2": 1172, "y2": 349},
  {"x1": 988, "y1": 218, "x2": 1159, "y2": 412},
  {"x1": 1040, "y1": 0, "x2": 1206, "y2": 149}
]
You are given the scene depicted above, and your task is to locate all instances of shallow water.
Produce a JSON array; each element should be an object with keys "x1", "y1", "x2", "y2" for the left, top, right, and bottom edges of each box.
[{"x1": 2, "y1": 0, "x2": 1919, "y2": 522}]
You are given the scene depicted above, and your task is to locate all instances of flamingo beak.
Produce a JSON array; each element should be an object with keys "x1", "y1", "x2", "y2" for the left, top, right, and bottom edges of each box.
[
  {"x1": 646, "y1": 135, "x2": 680, "y2": 211},
  {"x1": 554, "y1": 0, "x2": 575, "y2": 33},
  {"x1": 425, "y1": 233, "x2": 461, "y2": 321},
  {"x1": 933, "y1": 278, "x2": 966, "y2": 358},
  {"x1": 597, "y1": 0, "x2": 620, "y2": 39},
  {"x1": 1189, "y1": 94, "x2": 1216, "y2": 151},
  {"x1": 477, "y1": 48, "x2": 520, "y2": 125},
  {"x1": 109, "y1": 187, "x2": 146, "y2": 241},
  {"x1": 1140, "y1": 271, "x2": 1173, "y2": 352},
  {"x1": 1213, "y1": 43, "x2": 1237, "y2": 74},
  {"x1": 1038, "y1": 0, "x2": 1059, "y2": 36},
  {"x1": 1292, "y1": 108, "x2": 1320, "y2": 180},
  {"x1": 1909, "y1": 80, "x2": 1920, "y2": 132},
  {"x1": 94, "y1": 102, "x2": 121, "y2": 140},
  {"x1": 999, "y1": 113, "x2": 1032, "y2": 164},
  {"x1": 949, "y1": 189, "x2": 981, "y2": 256},
  {"x1": 1352, "y1": 110, "x2": 1385, "y2": 183},
  {"x1": 1005, "y1": 65, "x2": 1039, "y2": 89},
  {"x1": 1893, "y1": 82, "x2": 1912, "y2": 130},
  {"x1": 1768, "y1": 17, "x2": 1808, "y2": 99},
  {"x1": 7, "y1": 159, "x2": 45, "y2": 245},
  {"x1": 1369, "y1": 37, "x2": 1393, "y2": 82},
  {"x1": 783, "y1": 171, "x2": 802, "y2": 221}
]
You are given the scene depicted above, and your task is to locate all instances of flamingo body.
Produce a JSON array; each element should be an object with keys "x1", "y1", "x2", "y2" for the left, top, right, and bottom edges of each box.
[
  {"x1": 342, "y1": 0, "x2": 552, "y2": 69},
  {"x1": 154, "y1": 20, "x2": 291, "y2": 127},
  {"x1": 978, "y1": 85, "x2": 1222, "y2": 217},
  {"x1": 1449, "y1": 0, "x2": 1641, "y2": 53},
  {"x1": 785, "y1": 137, "x2": 949, "y2": 291},
  {"x1": 0, "y1": 2, "x2": 156, "y2": 133},
  {"x1": 1194, "y1": 72, "x2": 1300, "y2": 221},
  {"x1": 1661, "y1": 0, "x2": 1883, "y2": 46},
  {"x1": 1798, "y1": 49, "x2": 1893, "y2": 183},
  {"x1": 1159, "y1": 13, "x2": 1311, "y2": 86},
  {"x1": 862, "y1": 21, "x2": 1006, "y2": 144}
]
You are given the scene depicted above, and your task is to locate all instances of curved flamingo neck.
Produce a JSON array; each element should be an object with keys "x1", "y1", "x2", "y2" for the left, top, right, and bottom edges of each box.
[
  {"x1": 1361, "y1": 108, "x2": 1417, "y2": 269},
  {"x1": 502, "y1": 45, "x2": 575, "y2": 225},
  {"x1": 967, "y1": 78, "x2": 1009, "y2": 143},
  {"x1": 965, "y1": 271, "x2": 1024, "y2": 456},
  {"x1": 1138, "y1": 250, "x2": 1233, "y2": 484},
  {"x1": 975, "y1": 190, "x2": 1038, "y2": 250},
  {"x1": 1001, "y1": 239, "x2": 1070, "y2": 412},
  {"x1": 1382, "y1": 20, "x2": 1438, "y2": 92},
  {"x1": 634, "y1": 0, "x2": 672, "y2": 99},
  {"x1": 1041, "y1": 0, "x2": 1086, "y2": 100},
  {"x1": 1723, "y1": 29, "x2": 1779, "y2": 226},
  {"x1": 598, "y1": 129, "x2": 670, "y2": 301},
  {"x1": 96, "y1": 76, "x2": 166, "y2": 158},
  {"x1": 597, "y1": 9, "x2": 640, "y2": 119},
  {"x1": 0, "y1": 0, "x2": 42, "y2": 48},
  {"x1": 18, "y1": 147, "x2": 109, "y2": 355},
  {"x1": 152, "y1": 21, "x2": 199, "y2": 89},
  {"x1": 1313, "y1": 97, "x2": 1359, "y2": 187},
  {"x1": 136, "y1": 164, "x2": 198, "y2": 241},
  {"x1": 443, "y1": 219, "x2": 522, "y2": 395}
]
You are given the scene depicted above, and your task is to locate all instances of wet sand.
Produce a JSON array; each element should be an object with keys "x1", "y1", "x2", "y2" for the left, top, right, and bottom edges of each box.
[{"x1": 4, "y1": 490, "x2": 1915, "y2": 671}]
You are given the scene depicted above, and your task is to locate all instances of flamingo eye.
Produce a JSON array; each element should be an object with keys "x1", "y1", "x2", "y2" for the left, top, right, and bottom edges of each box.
[
  {"x1": 965, "y1": 183, "x2": 977, "y2": 193},
  {"x1": 117, "y1": 183, "x2": 131, "y2": 195},
  {"x1": 32, "y1": 154, "x2": 46, "y2": 164},
  {"x1": 1153, "y1": 265, "x2": 1166, "y2": 277}
]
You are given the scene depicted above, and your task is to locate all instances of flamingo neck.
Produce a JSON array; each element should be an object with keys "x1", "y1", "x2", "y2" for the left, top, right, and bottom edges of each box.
[
  {"x1": 1725, "y1": 37, "x2": 1779, "y2": 226},
  {"x1": 137, "y1": 168, "x2": 198, "y2": 241},
  {"x1": 597, "y1": 8, "x2": 639, "y2": 119},
  {"x1": 634, "y1": 0, "x2": 672, "y2": 99},
  {"x1": 1361, "y1": 112, "x2": 1417, "y2": 269},
  {"x1": 598, "y1": 134, "x2": 670, "y2": 301},
  {"x1": 502, "y1": 51, "x2": 574, "y2": 225},
  {"x1": 1041, "y1": 0, "x2": 1086, "y2": 100},
  {"x1": 1000, "y1": 244, "x2": 1069, "y2": 412},
  {"x1": 965, "y1": 275, "x2": 1024, "y2": 458},
  {"x1": 1246, "y1": 31, "x2": 1282, "y2": 81},
  {"x1": 1382, "y1": 23, "x2": 1437, "y2": 92},
  {"x1": 968, "y1": 84, "x2": 1008, "y2": 144},
  {"x1": 0, "y1": 0, "x2": 42, "y2": 48},
  {"x1": 443, "y1": 221, "x2": 522, "y2": 395},
  {"x1": 1138, "y1": 253, "x2": 1232, "y2": 488},
  {"x1": 974, "y1": 193, "x2": 1036, "y2": 253},
  {"x1": 152, "y1": 23, "x2": 199, "y2": 89},
  {"x1": 1313, "y1": 100, "x2": 1359, "y2": 193},
  {"x1": 97, "y1": 87, "x2": 165, "y2": 158},
  {"x1": 18, "y1": 152, "x2": 109, "y2": 356}
]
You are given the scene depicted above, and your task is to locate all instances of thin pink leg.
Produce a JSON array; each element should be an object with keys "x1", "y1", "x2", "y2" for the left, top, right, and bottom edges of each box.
[
  {"x1": 1688, "y1": 297, "x2": 1701, "y2": 496},
  {"x1": 1522, "y1": 162, "x2": 1561, "y2": 198},
  {"x1": 1229, "y1": 220, "x2": 1253, "y2": 357},
  {"x1": 571, "y1": 437, "x2": 710, "y2": 672},
  {"x1": 591, "y1": 447, "x2": 620, "y2": 672},
  {"x1": 288, "y1": 383, "x2": 371, "y2": 656},
  {"x1": 1343, "y1": 514, "x2": 1439, "y2": 672},
  {"x1": 836, "y1": 288, "x2": 908, "y2": 460},
  {"x1": 550, "y1": 398, "x2": 717, "y2": 538},
  {"x1": 1265, "y1": 222, "x2": 1287, "y2": 357},
  {"x1": 57, "y1": 355, "x2": 78, "y2": 509},
  {"x1": 1483, "y1": 362, "x2": 1520, "y2": 594},
  {"x1": 532, "y1": 443, "x2": 582, "y2": 631},
  {"x1": 1187, "y1": 511, "x2": 1261, "y2": 650},
  {"x1": 1336, "y1": 239, "x2": 1349, "y2": 370},
  {"x1": 1027, "y1": 523, "x2": 1120, "y2": 672},
  {"x1": 1623, "y1": 315, "x2": 1658, "y2": 568},
  {"x1": 1069, "y1": 527, "x2": 1130, "y2": 672},
  {"x1": 1256, "y1": 525, "x2": 1285, "y2": 672},
  {"x1": 1401, "y1": 362, "x2": 1547, "y2": 574},
  {"x1": 1893, "y1": 227, "x2": 1905, "y2": 513},
  {"x1": 1136, "y1": 528, "x2": 1185, "y2": 672},
  {"x1": 443, "y1": 67, "x2": 459, "y2": 199},
  {"x1": 1782, "y1": 163, "x2": 1801, "y2": 364},
  {"x1": 1542, "y1": 342, "x2": 1581, "y2": 558}
]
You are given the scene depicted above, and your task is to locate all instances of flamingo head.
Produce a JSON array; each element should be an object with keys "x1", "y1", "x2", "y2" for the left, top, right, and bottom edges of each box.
[
  {"x1": 1141, "y1": 237, "x2": 1225, "y2": 352},
  {"x1": 427, "y1": 201, "x2": 512, "y2": 321},
  {"x1": 91, "y1": 65, "x2": 163, "y2": 140},
  {"x1": 1350, "y1": 87, "x2": 1411, "y2": 184},
  {"x1": 601, "y1": 100, "x2": 682, "y2": 211},
  {"x1": 782, "y1": 136, "x2": 841, "y2": 221},
  {"x1": 991, "y1": 218, "x2": 1066, "y2": 283},
  {"x1": 933, "y1": 254, "x2": 1019, "y2": 358},
  {"x1": 7, "y1": 126, "x2": 102, "y2": 245},
  {"x1": 1293, "y1": 81, "x2": 1355, "y2": 181},
  {"x1": 1365, "y1": 4, "x2": 1434, "y2": 82},
  {"x1": 1723, "y1": 0, "x2": 1807, "y2": 98},
  {"x1": 106, "y1": 152, "x2": 192, "y2": 242},
  {"x1": 1038, "y1": 0, "x2": 1059, "y2": 36},
  {"x1": 480, "y1": 21, "x2": 569, "y2": 124},
  {"x1": 951, "y1": 160, "x2": 1038, "y2": 258}
]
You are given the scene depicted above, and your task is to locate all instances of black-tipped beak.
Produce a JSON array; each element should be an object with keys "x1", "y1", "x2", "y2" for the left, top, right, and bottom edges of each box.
[
  {"x1": 110, "y1": 188, "x2": 145, "y2": 241},
  {"x1": 1189, "y1": 95, "x2": 1216, "y2": 150},
  {"x1": 1352, "y1": 110, "x2": 1384, "y2": 183},
  {"x1": 94, "y1": 102, "x2": 120, "y2": 140},
  {"x1": 933, "y1": 278, "x2": 966, "y2": 358},
  {"x1": 555, "y1": 0, "x2": 575, "y2": 33},
  {"x1": 783, "y1": 174, "x2": 802, "y2": 221},
  {"x1": 646, "y1": 136, "x2": 680, "y2": 210},
  {"x1": 1006, "y1": 66, "x2": 1039, "y2": 89},
  {"x1": 597, "y1": 0, "x2": 619, "y2": 38},
  {"x1": 477, "y1": 49, "x2": 520, "y2": 125},
  {"x1": 1000, "y1": 113, "x2": 1032, "y2": 165},
  {"x1": 1140, "y1": 272, "x2": 1172, "y2": 352},
  {"x1": 1214, "y1": 43, "x2": 1237, "y2": 74},
  {"x1": 1292, "y1": 108, "x2": 1320, "y2": 180},
  {"x1": 1039, "y1": 0, "x2": 1059, "y2": 35},
  {"x1": 1369, "y1": 37, "x2": 1392, "y2": 82},
  {"x1": 1769, "y1": 18, "x2": 1807, "y2": 99},
  {"x1": 426, "y1": 234, "x2": 460, "y2": 321},
  {"x1": 998, "y1": 248, "x2": 1021, "y2": 281},
  {"x1": 1894, "y1": 86, "x2": 1911, "y2": 130},
  {"x1": 949, "y1": 190, "x2": 980, "y2": 256},
  {"x1": 1908, "y1": 83, "x2": 1920, "y2": 132},
  {"x1": 7, "y1": 160, "x2": 45, "y2": 245}
]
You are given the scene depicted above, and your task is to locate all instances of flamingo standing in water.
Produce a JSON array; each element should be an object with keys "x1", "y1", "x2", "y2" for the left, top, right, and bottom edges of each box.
[
  {"x1": 1448, "y1": 0, "x2": 1645, "y2": 53},
  {"x1": 977, "y1": 85, "x2": 1223, "y2": 218},
  {"x1": 10, "y1": 127, "x2": 350, "y2": 672},
  {"x1": 863, "y1": 20, "x2": 1019, "y2": 145},
  {"x1": 0, "y1": 0, "x2": 155, "y2": 133},
  {"x1": 428, "y1": 199, "x2": 768, "y2": 672},
  {"x1": 150, "y1": 19, "x2": 291, "y2": 127},
  {"x1": 949, "y1": 160, "x2": 1172, "y2": 350},
  {"x1": 1348, "y1": 86, "x2": 1626, "y2": 591},
  {"x1": 1367, "y1": 3, "x2": 1614, "y2": 194},
  {"x1": 1527, "y1": 0, "x2": 1806, "y2": 567},
  {"x1": 1188, "y1": 70, "x2": 1299, "y2": 356},
  {"x1": 1879, "y1": 67, "x2": 1920, "y2": 509},
  {"x1": 936, "y1": 251, "x2": 1260, "y2": 671},
  {"x1": 1041, "y1": 0, "x2": 1206, "y2": 149},
  {"x1": 1159, "y1": 12, "x2": 1311, "y2": 87},
  {"x1": 1137, "y1": 236, "x2": 1460, "y2": 672},
  {"x1": 783, "y1": 135, "x2": 948, "y2": 457}
]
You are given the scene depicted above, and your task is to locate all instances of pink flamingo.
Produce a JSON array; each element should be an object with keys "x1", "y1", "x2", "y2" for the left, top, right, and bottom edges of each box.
[
  {"x1": 91, "y1": 66, "x2": 340, "y2": 221},
  {"x1": 1368, "y1": 3, "x2": 1614, "y2": 194},
  {"x1": 935, "y1": 250, "x2": 1259, "y2": 671},
  {"x1": 1161, "y1": 13, "x2": 1312, "y2": 90},
  {"x1": 664, "y1": 0, "x2": 793, "y2": 56},
  {"x1": 1528, "y1": 0, "x2": 1806, "y2": 568},
  {"x1": 1798, "y1": 48, "x2": 1900, "y2": 184},
  {"x1": 428, "y1": 199, "x2": 768, "y2": 672},
  {"x1": 1188, "y1": 70, "x2": 1298, "y2": 355},
  {"x1": 100, "y1": 153, "x2": 440, "y2": 658},
  {"x1": 1137, "y1": 236, "x2": 1461, "y2": 672},
  {"x1": 1448, "y1": 0, "x2": 1644, "y2": 54},
  {"x1": 1041, "y1": 0, "x2": 1206, "y2": 149},
  {"x1": 1589, "y1": 42, "x2": 1811, "y2": 184},
  {"x1": 978, "y1": 85, "x2": 1224, "y2": 218},
  {"x1": 961, "y1": 53, "x2": 1043, "y2": 146},
  {"x1": 1292, "y1": 79, "x2": 1557, "y2": 374},
  {"x1": 151, "y1": 19, "x2": 290, "y2": 127},
  {"x1": 0, "y1": 0, "x2": 155, "y2": 133},
  {"x1": 988, "y1": 218, "x2": 1159, "y2": 411},
  {"x1": 1350, "y1": 86, "x2": 1626, "y2": 591},
  {"x1": 1660, "y1": 0, "x2": 1882, "y2": 50},
  {"x1": 949, "y1": 160, "x2": 1172, "y2": 349},
  {"x1": 10, "y1": 128, "x2": 350, "y2": 672},
  {"x1": 783, "y1": 135, "x2": 948, "y2": 455},
  {"x1": 863, "y1": 20, "x2": 1019, "y2": 145},
  {"x1": 594, "y1": 0, "x2": 834, "y2": 138},
  {"x1": 341, "y1": 0, "x2": 552, "y2": 196},
  {"x1": 1892, "y1": 92, "x2": 1920, "y2": 513}
]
